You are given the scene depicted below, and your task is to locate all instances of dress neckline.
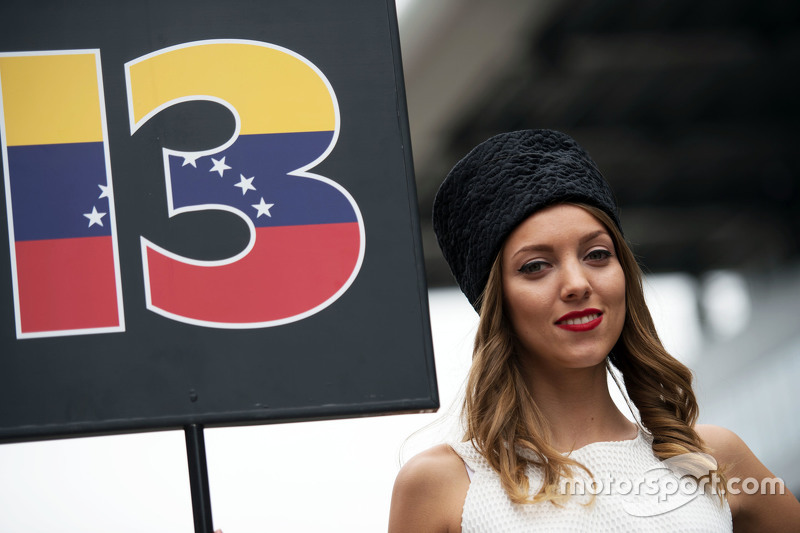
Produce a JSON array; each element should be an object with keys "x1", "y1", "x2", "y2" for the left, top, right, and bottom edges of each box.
[{"x1": 563, "y1": 425, "x2": 645, "y2": 456}]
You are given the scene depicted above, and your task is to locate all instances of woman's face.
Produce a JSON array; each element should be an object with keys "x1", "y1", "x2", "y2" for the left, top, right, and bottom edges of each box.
[{"x1": 501, "y1": 204, "x2": 626, "y2": 372}]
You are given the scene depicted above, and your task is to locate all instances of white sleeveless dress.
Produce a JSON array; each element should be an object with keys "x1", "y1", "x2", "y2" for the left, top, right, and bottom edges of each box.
[{"x1": 450, "y1": 430, "x2": 732, "y2": 532}]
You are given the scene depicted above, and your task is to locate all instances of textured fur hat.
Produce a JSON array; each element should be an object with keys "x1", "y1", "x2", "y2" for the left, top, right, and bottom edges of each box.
[{"x1": 432, "y1": 129, "x2": 620, "y2": 310}]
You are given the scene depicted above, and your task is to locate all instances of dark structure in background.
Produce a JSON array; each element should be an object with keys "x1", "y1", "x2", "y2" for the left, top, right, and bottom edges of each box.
[{"x1": 404, "y1": 0, "x2": 800, "y2": 285}]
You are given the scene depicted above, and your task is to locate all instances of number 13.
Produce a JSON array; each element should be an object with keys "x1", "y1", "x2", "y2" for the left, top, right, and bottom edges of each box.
[{"x1": 0, "y1": 40, "x2": 365, "y2": 339}]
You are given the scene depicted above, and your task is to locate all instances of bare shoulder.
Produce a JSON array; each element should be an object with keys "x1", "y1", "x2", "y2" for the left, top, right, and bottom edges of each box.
[
  {"x1": 695, "y1": 424, "x2": 800, "y2": 531},
  {"x1": 695, "y1": 424, "x2": 749, "y2": 462},
  {"x1": 396, "y1": 443, "x2": 467, "y2": 484},
  {"x1": 695, "y1": 424, "x2": 777, "y2": 477},
  {"x1": 388, "y1": 444, "x2": 470, "y2": 533}
]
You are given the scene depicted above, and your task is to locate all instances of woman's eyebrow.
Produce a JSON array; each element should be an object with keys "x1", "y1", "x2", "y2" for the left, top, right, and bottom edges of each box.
[
  {"x1": 580, "y1": 229, "x2": 609, "y2": 244},
  {"x1": 511, "y1": 230, "x2": 610, "y2": 258},
  {"x1": 511, "y1": 243, "x2": 553, "y2": 258}
]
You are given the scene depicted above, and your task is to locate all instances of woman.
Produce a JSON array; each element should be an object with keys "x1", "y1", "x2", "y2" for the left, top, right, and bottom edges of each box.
[{"x1": 388, "y1": 130, "x2": 800, "y2": 532}]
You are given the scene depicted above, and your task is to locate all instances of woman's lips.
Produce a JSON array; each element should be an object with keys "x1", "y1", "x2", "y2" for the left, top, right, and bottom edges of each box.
[{"x1": 555, "y1": 309, "x2": 603, "y2": 331}]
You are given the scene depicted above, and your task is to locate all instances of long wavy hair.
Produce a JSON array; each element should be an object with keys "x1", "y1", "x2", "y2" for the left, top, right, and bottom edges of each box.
[{"x1": 462, "y1": 202, "x2": 725, "y2": 504}]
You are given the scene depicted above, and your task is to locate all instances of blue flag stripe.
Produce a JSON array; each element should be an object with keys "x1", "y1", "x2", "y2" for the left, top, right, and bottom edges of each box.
[
  {"x1": 169, "y1": 131, "x2": 358, "y2": 227},
  {"x1": 8, "y1": 142, "x2": 111, "y2": 241}
]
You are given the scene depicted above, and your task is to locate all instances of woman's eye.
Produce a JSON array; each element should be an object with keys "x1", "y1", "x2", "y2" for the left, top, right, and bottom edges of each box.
[
  {"x1": 518, "y1": 261, "x2": 548, "y2": 274},
  {"x1": 585, "y1": 249, "x2": 612, "y2": 261}
]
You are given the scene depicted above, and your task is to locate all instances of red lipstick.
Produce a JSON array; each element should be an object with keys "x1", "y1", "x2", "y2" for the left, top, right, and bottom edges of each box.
[{"x1": 555, "y1": 308, "x2": 603, "y2": 331}]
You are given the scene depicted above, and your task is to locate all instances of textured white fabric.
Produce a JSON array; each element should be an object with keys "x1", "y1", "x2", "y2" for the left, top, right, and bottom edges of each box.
[{"x1": 450, "y1": 430, "x2": 732, "y2": 532}]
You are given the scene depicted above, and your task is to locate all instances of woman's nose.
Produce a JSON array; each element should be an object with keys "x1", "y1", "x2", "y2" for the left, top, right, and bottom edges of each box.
[{"x1": 560, "y1": 262, "x2": 592, "y2": 301}]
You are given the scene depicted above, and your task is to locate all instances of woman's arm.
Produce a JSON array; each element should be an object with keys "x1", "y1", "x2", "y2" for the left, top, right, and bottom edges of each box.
[
  {"x1": 388, "y1": 444, "x2": 470, "y2": 533},
  {"x1": 696, "y1": 424, "x2": 800, "y2": 532}
]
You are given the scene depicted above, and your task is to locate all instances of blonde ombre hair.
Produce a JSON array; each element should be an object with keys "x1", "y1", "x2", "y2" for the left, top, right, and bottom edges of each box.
[{"x1": 462, "y1": 202, "x2": 726, "y2": 504}]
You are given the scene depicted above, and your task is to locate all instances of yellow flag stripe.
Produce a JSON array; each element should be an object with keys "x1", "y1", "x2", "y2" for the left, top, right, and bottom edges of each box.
[
  {"x1": 0, "y1": 52, "x2": 104, "y2": 146},
  {"x1": 127, "y1": 42, "x2": 336, "y2": 136}
]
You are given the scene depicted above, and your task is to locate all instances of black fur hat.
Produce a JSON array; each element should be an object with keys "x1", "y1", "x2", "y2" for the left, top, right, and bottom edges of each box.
[{"x1": 432, "y1": 129, "x2": 620, "y2": 310}]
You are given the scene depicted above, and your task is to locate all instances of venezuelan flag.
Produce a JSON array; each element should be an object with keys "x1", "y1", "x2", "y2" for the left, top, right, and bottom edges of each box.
[{"x1": 0, "y1": 51, "x2": 124, "y2": 338}]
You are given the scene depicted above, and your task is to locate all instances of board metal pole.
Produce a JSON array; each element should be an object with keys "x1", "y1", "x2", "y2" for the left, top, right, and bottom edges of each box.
[{"x1": 185, "y1": 424, "x2": 214, "y2": 533}]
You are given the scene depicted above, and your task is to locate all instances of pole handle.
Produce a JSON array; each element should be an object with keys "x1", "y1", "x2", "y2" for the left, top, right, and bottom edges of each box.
[{"x1": 185, "y1": 424, "x2": 214, "y2": 533}]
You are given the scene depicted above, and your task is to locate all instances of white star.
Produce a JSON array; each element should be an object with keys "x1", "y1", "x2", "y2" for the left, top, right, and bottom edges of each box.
[
  {"x1": 84, "y1": 206, "x2": 106, "y2": 227},
  {"x1": 209, "y1": 156, "x2": 231, "y2": 177},
  {"x1": 182, "y1": 154, "x2": 199, "y2": 167},
  {"x1": 234, "y1": 174, "x2": 256, "y2": 195},
  {"x1": 98, "y1": 184, "x2": 111, "y2": 199},
  {"x1": 251, "y1": 197, "x2": 274, "y2": 218}
]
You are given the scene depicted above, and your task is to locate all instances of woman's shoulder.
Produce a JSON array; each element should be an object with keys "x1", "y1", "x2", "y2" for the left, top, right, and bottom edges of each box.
[
  {"x1": 393, "y1": 444, "x2": 469, "y2": 499},
  {"x1": 695, "y1": 423, "x2": 800, "y2": 530},
  {"x1": 694, "y1": 423, "x2": 765, "y2": 477},
  {"x1": 388, "y1": 444, "x2": 470, "y2": 533},
  {"x1": 695, "y1": 424, "x2": 743, "y2": 450},
  {"x1": 405, "y1": 443, "x2": 466, "y2": 468},
  {"x1": 695, "y1": 423, "x2": 762, "y2": 492}
]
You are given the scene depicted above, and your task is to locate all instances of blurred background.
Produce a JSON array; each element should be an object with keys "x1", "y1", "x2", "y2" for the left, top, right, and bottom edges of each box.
[{"x1": 1, "y1": 0, "x2": 798, "y2": 530}]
